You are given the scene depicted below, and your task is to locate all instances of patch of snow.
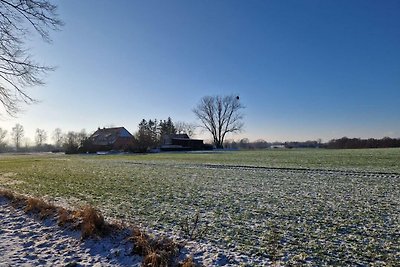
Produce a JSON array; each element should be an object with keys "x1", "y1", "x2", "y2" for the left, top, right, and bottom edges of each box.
[{"x1": 0, "y1": 197, "x2": 142, "y2": 266}]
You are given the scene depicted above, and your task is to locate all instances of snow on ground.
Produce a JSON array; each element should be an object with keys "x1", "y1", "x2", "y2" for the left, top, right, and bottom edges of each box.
[
  {"x1": 0, "y1": 195, "x2": 270, "y2": 267},
  {"x1": 0, "y1": 197, "x2": 142, "y2": 267},
  {"x1": 0, "y1": 195, "x2": 240, "y2": 267}
]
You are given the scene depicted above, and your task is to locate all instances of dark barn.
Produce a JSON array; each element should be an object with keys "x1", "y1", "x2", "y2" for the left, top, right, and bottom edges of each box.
[
  {"x1": 161, "y1": 134, "x2": 205, "y2": 151},
  {"x1": 83, "y1": 127, "x2": 134, "y2": 152}
]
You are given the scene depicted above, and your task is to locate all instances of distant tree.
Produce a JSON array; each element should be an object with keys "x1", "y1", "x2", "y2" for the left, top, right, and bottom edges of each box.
[
  {"x1": 381, "y1": 137, "x2": 393, "y2": 148},
  {"x1": 223, "y1": 139, "x2": 238, "y2": 149},
  {"x1": 326, "y1": 136, "x2": 400, "y2": 149},
  {"x1": 77, "y1": 129, "x2": 88, "y2": 144},
  {"x1": 193, "y1": 95, "x2": 244, "y2": 148},
  {"x1": 317, "y1": 138, "x2": 322, "y2": 146},
  {"x1": 175, "y1": 121, "x2": 196, "y2": 138},
  {"x1": 159, "y1": 117, "x2": 176, "y2": 137},
  {"x1": 135, "y1": 118, "x2": 191, "y2": 152},
  {"x1": 23, "y1": 137, "x2": 31, "y2": 152},
  {"x1": 224, "y1": 138, "x2": 271, "y2": 150},
  {"x1": 52, "y1": 128, "x2": 63, "y2": 148},
  {"x1": 253, "y1": 139, "x2": 269, "y2": 149},
  {"x1": 135, "y1": 119, "x2": 159, "y2": 152},
  {"x1": 11, "y1": 123, "x2": 24, "y2": 150},
  {"x1": 64, "y1": 129, "x2": 88, "y2": 153},
  {"x1": 0, "y1": 127, "x2": 7, "y2": 151},
  {"x1": 239, "y1": 138, "x2": 251, "y2": 149},
  {"x1": 148, "y1": 119, "x2": 159, "y2": 142},
  {"x1": 366, "y1": 138, "x2": 379, "y2": 148},
  {"x1": 0, "y1": 0, "x2": 63, "y2": 115},
  {"x1": 35, "y1": 128, "x2": 47, "y2": 148},
  {"x1": 63, "y1": 131, "x2": 79, "y2": 154}
]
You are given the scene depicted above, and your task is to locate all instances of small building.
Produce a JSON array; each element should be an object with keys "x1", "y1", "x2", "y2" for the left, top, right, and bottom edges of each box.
[
  {"x1": 161, "y1": 134, "x2": 205, "y2": 151},
  {"x1": 84, "y1": 127, "x2": 134, "y2": 152}
]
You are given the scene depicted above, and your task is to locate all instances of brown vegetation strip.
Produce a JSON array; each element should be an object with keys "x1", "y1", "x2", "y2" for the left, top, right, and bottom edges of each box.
[{"x1": 0, "y1": 189, "x2": 199, "y2": 267}]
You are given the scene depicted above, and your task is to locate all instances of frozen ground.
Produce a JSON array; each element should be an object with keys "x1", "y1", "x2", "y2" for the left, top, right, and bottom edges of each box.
[
  {"x1": 0, "y1": 195, "x2": 271, "y2": 267},
  {"x1": 0, "y1": 197, "x2": 141, "y2": 267}
]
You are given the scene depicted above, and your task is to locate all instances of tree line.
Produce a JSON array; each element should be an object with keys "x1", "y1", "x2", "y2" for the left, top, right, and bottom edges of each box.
[
  {"x1": 0, "y1": 118, "x2": 197, "y2": 153},
  {"x1": 2, "y1": 122, "x2": 399, "y2": 153},
  {"x1": 224, "y1": 137, "x2": 400, "y2": 150},
  {"x1": 223, "y1": 139, "x2": 322, "y2": 149},
  {"x1": 0, "y1": 124, "x2": 88, "y2": 153},
  {"x1": 325, "y1": 137, "x2": 400, "y2": 149}
]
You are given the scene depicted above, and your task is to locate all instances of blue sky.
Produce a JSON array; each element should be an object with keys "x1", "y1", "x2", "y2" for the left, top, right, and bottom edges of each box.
[{"x1": 1, "y1": 0, "x2": 399, "y2": 142}]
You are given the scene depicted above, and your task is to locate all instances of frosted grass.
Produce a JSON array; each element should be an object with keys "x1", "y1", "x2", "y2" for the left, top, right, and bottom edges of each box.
[{"x1": 1, "y1": 150, "x2": 399, "y2": 265}]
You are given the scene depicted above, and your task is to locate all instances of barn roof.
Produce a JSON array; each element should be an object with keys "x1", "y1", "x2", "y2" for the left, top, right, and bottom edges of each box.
[{"x1": 89, "y1": 127, "x2": 133, "y2": 145}]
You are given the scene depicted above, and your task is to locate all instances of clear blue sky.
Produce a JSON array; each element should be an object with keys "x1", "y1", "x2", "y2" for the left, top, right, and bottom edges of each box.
[{"x1": 1, "y1": 0, "x2": 399, "y2": 143}]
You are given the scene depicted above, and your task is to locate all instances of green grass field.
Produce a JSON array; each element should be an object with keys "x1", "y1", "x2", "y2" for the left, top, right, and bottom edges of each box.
[{"x1": 1, "y1": 148, "x2": 399, "y2": 265}]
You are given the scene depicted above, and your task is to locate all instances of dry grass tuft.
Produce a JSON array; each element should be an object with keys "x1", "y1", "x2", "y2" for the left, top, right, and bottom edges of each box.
[
  {"x1": 179, "y1": 256, "x2": 198, "y2": 267},
  {"x1": 130, "y1": 227, "x2": 151, "y2": 255},
  {"x1": 129, "y1": 227, "x2": 181, "y2": 267},
  {"x1": 57, "y1": 207, "x2": 74, "y2": 226},
  {"x1": 25, "y1": 197, "x2": 57, "y2": 219},
  {"x1": 0, "y1": 189, "x2": 16, "y2": 200},
  {"x1": 1, "y1": 190, "x2": 108, "y2": 239},
  {"x1": 142, "y1": 251, "x2": 165, "y2": 267},
  {"x1": 0, "y1": 189, "x2": 25, "y2": 207},
  {"x1": 74, "y1": 205, "x2": 109, "y2": 239}
]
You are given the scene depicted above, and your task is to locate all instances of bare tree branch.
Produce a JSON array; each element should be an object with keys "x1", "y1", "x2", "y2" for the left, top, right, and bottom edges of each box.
[
  {"x1": 175, "y1": 121, "x2": 197, "y2": 138},
  {"x1": 0, "y1": 0, "x2": 63, "y2": 116}
]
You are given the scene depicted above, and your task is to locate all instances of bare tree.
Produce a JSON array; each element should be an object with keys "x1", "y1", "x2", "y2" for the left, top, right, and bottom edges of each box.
[
  {"x1": 23, "y1": 136, "x2": 30, "y2": 150},
  {"x1": 0, "y1": 0, "x2": 63, "y2": 115},
  {"x1": 61, "y1": 129, "x2": 88, "y2": 153},
  {"x1": 175, "y1": 121, "x2": 197, "y2": 138},
  {"x1": 77, "y1": 128, "x2": 87, "y2": 145},
  {"x1": 193, "y1": 95, "x2": 244, "y2": 148},
  {"x1": 62, "y1": 131, "x2": 78, "y2": 154},
  {"x1": 34, "y1": 128, "x2": 47, "y2": 147},
  {"x1": 52, "y1": 127, "x2": 63, "y2": 148},
  {"x1": 11, "y1": 123, "x2": 23, "y2": 150},
  {"x1": 0, "y1": 127, "x2": 7, "y2": 150}
]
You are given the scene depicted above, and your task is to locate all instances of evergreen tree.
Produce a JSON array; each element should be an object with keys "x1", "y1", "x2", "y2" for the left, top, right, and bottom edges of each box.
[{"x1": 159, "y1": 117, "x2": 176, "y2": 137}]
